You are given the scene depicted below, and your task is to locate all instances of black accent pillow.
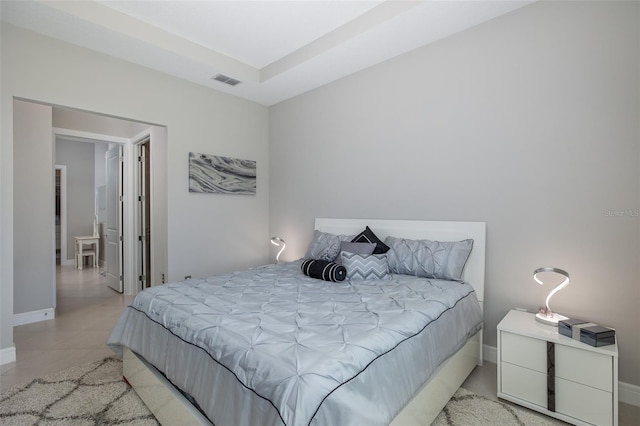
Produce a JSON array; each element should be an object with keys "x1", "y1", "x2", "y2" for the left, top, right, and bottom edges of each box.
[
  {"x1": 301, "y1": 259, "x2": 346, "y2": 282},
  {"x1": 351, "y1": 226, "x2": 390, "y2": 254}
]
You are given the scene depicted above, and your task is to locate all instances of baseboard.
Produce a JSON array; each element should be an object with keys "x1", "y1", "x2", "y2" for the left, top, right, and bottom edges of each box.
[
  {"x1": 483, "y1": 344, "x2": 497, "y2": 364},
  {"x1": 483, "y1": 344, "x2": 639, "y2": 408},
  {"x1": 13, "y1": 308, "x2": 55, "y2": 326},
  {"x1": 0, "y1": 345, "x2": 16, "y2": 365},
  {"x1": 620, "y1": 381, "x2": 640, "y2": 407},
  {"x1": 61, "y1": 259, "x2": 75, "y2": 267}
]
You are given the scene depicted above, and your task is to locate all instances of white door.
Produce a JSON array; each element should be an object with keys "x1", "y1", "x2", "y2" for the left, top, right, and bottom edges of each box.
[{"x1": 106, "y1": 146, "x2": 124, "y2": 293}]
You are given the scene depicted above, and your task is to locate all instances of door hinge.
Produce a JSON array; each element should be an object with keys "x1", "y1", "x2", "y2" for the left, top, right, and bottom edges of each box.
[
  {"x1": 138, "y1": 195, "x2": 145, "y2": 202},
  {"x1": 139, "y1": 275, "x2": 146, "y2": 282}
]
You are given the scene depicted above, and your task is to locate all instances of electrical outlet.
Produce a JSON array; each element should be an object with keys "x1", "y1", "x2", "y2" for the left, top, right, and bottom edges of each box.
[{"x1": 185, "y1": 275, "x2": 192, "y2": 280}]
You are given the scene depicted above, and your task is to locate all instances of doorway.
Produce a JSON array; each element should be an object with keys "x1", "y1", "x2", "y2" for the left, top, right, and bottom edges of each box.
[
  {"x1": 55, "y1": 137, "x2": 111, "y2": 269},
  {"x1": 12, "y1": 99, "x2": 167, "y2": 329},
  {"x1": 53, "y1": 134, "x2": 147, "y2": 296},
  {"x1": 50, "y1": 111, "x2": 167, "y2": 298}
]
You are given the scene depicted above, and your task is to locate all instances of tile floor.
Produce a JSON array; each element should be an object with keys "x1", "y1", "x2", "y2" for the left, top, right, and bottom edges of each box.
[
  {"x1": 1, "y1": 265, "x2": 638, "y2": 425},
  {"x1": 0, "y1": 265, "x2": 134, "y2": 391}
]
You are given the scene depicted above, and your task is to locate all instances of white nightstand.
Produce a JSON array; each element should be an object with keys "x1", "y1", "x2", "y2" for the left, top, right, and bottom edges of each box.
[{"x1": 497, "y1": 309, "x2": 618, "y2": 426}]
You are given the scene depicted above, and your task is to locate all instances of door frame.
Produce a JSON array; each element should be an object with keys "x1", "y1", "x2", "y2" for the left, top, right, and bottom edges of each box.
[
  {"x1": 54, "y1": 165, "x2": 68, "y2": 267},
  {"x1": 134, "y1": 135, "x2": 151, "y2": 291},
  {"x1": 131, "y1": 127, "x2": 167, "y2": 290}
]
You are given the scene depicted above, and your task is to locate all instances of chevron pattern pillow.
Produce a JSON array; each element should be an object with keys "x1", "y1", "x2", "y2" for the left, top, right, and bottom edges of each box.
[{"x1": 341, "y1": 252, "x2": 390, "y2": 280}]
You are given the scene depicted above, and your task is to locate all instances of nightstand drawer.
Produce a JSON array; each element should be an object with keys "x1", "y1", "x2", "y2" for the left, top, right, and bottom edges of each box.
[
  {"x1": 556, "y1": 377, "x2": 613, "y2": 426},
  {"x1": 500, "y1": 362, "x2": 547, "y2": 408},
  {"x1": 556, "y1": 345, "x2": 613, "y2": 392},
  {"x1": 501, "y1": 331, "x2": 546, "y2": 373}
]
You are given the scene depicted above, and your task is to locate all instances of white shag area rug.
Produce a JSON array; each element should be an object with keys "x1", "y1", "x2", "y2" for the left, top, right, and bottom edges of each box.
[
  {"x1": 432, "y1": 387, "x2": 558, "y2": 426},
  {"x1": 1, "y1": 357, "x2": 557, "y2": 425},
  {"x1": 0, "y1": 357, "x2": 158, "y2": 425}
]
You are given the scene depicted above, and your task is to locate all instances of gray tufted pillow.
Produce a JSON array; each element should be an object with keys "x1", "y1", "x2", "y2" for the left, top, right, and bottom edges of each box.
[
  {"x1": 304, "y1": 230, "x2": 354, "y2": 262},
  {"x1": 384, "y1": 236, "x2": 473, "y2": 281}
]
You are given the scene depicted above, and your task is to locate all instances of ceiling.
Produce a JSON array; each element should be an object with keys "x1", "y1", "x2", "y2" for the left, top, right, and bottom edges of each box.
[{"x1": 1, "y1": 0, "x2": 534, "y2": 106}]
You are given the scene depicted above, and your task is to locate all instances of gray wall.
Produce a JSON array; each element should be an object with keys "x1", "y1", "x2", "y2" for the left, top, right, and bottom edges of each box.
[
  {"x1": 13, "y1": 100, "x2": 55, "y2": 315},
  {"x1": 1, "y1": 23, "x2": 269, "y2": 354},
  {"x1": 55, "y1": 139, "x2": 97, "y2": 262},
  {"x1": 269, "y1": 1, "x2": 640, "y2": 385}
]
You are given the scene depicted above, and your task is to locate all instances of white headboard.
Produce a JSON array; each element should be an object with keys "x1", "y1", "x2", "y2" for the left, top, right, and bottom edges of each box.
[{"x1": 315, "y1": 218, "x2": 486, "y2": 304}]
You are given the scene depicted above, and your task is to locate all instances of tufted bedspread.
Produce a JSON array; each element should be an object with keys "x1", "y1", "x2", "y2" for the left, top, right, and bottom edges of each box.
[{"x1": 107, "y1": 260, "x2": 482, "y2": 426}]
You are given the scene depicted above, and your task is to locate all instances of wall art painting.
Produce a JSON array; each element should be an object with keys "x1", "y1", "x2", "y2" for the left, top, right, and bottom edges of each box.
[{"x1": 189, "y1": 152, "x2": 256, "y2": 195}]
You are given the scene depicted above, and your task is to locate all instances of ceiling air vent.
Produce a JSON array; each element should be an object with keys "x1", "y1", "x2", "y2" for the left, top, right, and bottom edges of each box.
[{"x1": 212, "y1": 74, "x2": 241, "y2": 86}]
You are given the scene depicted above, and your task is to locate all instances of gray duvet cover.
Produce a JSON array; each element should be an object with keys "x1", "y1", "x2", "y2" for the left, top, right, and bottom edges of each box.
[{"x1": 107, "y1": 260, "x2": 482, "y2": 426}]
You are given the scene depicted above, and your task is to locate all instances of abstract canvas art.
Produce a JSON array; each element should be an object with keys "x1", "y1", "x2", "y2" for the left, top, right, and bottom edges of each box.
[{"x1": 189, "y1": 152, "x2": 256, "y2": 195}]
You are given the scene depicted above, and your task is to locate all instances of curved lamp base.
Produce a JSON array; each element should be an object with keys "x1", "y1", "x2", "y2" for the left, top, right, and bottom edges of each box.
[{"x1": 535, "y1": 312, "x2": 568, "y2": 327}]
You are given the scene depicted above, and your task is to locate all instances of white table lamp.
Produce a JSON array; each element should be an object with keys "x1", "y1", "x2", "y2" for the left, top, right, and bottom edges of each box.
[
  {"x1": 534, "y1": 267, "x2": 570, "y2": 326},
  {"x1": 270, "y1": 237, "x2": 285, "y2": 263}
]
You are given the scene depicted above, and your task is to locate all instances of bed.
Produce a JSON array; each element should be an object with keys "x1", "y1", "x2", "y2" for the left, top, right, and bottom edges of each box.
[{"x1": 107, "y1": 218, "x2": 486, "y2": 425}]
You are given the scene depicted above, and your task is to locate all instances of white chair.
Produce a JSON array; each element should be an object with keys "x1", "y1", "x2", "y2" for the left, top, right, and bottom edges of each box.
[
  {"x1": 75, "y1": 236, "x2": 99, "y2": 269},
  {"x1": 76, "y1": 248, "x2": 96, "y2": 269}
]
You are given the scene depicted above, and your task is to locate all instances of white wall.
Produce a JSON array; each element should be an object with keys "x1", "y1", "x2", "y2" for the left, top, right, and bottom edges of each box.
[
  {"x1": 12, "y1": 100, "x2": 55, "y2": 315},
  {"x1": 53, "y1": 108, "x2": 149, "y2": 139},
  {"x1": 1, "y1": 23, "x2": 269, "y2": 354},
  {"x1": 269, "y1": 1, "x2": 640, "y2": 386}
]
